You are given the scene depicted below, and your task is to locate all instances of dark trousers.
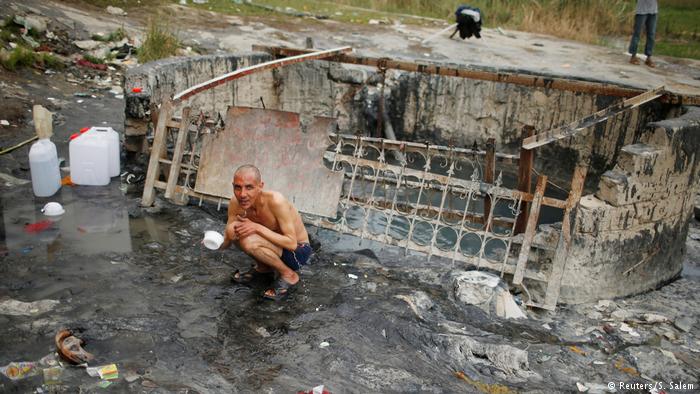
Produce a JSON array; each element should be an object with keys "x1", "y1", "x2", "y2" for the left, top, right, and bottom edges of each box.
[{"x1": 628, "y1": 13, "x2": 657, "y2": 57}]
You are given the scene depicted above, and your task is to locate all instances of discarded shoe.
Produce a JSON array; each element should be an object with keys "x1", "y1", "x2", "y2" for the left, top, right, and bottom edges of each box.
[
  {"x1": 232, "y1": 266, "x2": 274, "y2": 284},
  {"x1": 263, "y1": 278, "x2": 297, "y2": 301},
  {"x1": 55, "y1": 329, "x2": 94, "y2": 364}
]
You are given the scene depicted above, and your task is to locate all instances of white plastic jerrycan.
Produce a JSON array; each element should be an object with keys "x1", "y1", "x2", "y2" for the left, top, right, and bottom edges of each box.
[
  {"x1": 69, "y1": 131, "x2": 110, "y2": 186},
  {"x1": 28, "y1": 138, "x2": 61, "y2": 197},
  {"x1": 88, "y1": 127, "x2": 120, "y2": 177}
]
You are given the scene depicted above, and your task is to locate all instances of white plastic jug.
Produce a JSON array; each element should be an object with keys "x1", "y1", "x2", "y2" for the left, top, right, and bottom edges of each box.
[
  {"x1": 88, "y1": 127, "x2": 120, "y2": 177},
  {"x1": 70, "y1": 132, "x2": 110, "y2": 186},
  {"x1": 29, "y1": 138, "x2": 61, "y2": 197}
]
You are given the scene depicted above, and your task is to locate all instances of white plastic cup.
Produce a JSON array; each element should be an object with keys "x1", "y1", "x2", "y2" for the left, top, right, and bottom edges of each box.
[
  {"x1": 41, "y1": 202, "x2": 65, "y2": 216},
  {"x1": 203, "y1": 231, "x2": 224, "y2": 250}
]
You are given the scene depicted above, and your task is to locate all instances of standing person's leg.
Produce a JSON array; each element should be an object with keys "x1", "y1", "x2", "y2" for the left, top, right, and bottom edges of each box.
[
  {"x1": 644, "y1": 13, "x2": 658, "y2": 67},
  {"x1": 628, "y1": 14, "x2": 645, "y2": 64}
]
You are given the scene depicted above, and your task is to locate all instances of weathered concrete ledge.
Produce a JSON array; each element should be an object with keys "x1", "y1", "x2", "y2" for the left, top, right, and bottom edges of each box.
[{"x1": 559, "y1": 106, "x2": 700, "y2": 303}]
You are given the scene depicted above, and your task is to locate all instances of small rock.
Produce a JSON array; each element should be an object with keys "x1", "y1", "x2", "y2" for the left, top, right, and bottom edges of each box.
[
  {"x1": 587, "y1": 311, "x2": 603, "y2": 320},
  {"x1": 596, "y1": 300, "x2": 615, "y2": 312},
  {"x1": 619, "y1": 322, "x2": 640, "y2": 337},
  {"x1": 348, "y1": 274, "x2": 358, "y2": 279},
  {"x1": 255, "y1": 327, "x2": 271, "y2": 338},
  {"x1": 602, "y1": 323, "x2": 615, "y2": 334},
  {"x1": 674, "y1": 316, "x2": 695, "y2": 332},
  {"x1": 576, "y1": 382, "x2": 589, "y2": 392},
  {"x1": 106, "y1": 6, "x2": 127, "y2": 16},
  {"x1": 13, "y1": 15, "x2": 47, "y2": 33},
  {"x1": 319, "y1": 341, "x2": 329, "y2": 348},
  {"x1": 641, "y1": 313, "x2": 670, "y2": 324},
  {"x1": 659, "y1": 349, "x2": 678, "y2": 363},
  {"x1": 611, "y1": 309, "x2": 634, "y2": 321},
  {"x1": 74, "y1": 40, "x2": 102, "y2": 50},
  {"x1": 0, "y1": 120, "x2": 9, "y2": 126}
]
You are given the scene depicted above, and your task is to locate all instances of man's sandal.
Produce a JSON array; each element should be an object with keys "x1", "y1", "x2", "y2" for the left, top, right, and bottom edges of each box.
[
  {"x1": 263, "y1": 278, "x2": 297, "y2": 301},
  {"x1": 231, "y1": 266, "x2": 274, "y2": 284}
]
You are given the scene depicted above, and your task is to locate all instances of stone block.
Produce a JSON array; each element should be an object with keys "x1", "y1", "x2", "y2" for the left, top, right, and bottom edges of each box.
[
  {"x1": 597, "y1": 169, "x2": 691, "y2": 207},
  {"x1": 616, "y1": 143, "x2": 664, "y2": 177},
  {"x1": 576, "y1": 195, "x2": 610, "y2": 234}
]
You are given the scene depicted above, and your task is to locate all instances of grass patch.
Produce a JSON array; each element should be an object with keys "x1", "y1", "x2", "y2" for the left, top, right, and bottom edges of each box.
[
  {"x1": 91, "y1": 27, "x2": 128, "y2": 42},
  {"x1": 0, "y1": 28, "x2": 15, "y2": 42},
  {"x1": 1, "y1": 46, "x2": 36, "y2": 70},
  {"x1": 138, "y1": 17, "x2": 180, "y2": 63},
  {"x1": 36, "y1": 52, "x2": 64, "y2": 69},
  {"x1": 83, "y1": 54, "x2": 105, "y2": 64},
  {"x1": 655, "y1": 39, "x2": 700, "y2": 60}
]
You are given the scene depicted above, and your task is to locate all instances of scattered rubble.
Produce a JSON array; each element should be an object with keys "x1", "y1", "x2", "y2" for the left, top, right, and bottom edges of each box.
[
  {"x1": 452, "y1": 271, "x2": 527, "y2": 319},
  {"x1": 0, "y1": 298, "x2": 59, "y2": 316}
]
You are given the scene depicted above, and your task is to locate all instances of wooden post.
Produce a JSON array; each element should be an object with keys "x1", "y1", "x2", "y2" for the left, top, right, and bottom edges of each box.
[
  {"x1": 515, "y1": 126, "x2": 535, "y2": 234},
  {"x1": 513, "y1": 175, "x2": 547, "y2": 285},
  {"x1": 542, "y1": 165, "x2": 587, "y2": 310},
  {"x1": 483, "y1": 138, "x2": 496, "y2": 228}
]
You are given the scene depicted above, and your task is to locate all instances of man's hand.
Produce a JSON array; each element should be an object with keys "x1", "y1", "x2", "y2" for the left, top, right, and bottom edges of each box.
[{"x1": 234, "y1": 216, "x2": 259, "y2": 239}]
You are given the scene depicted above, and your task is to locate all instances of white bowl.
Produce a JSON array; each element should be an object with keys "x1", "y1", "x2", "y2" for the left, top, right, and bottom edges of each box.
[
  {"x1": 41, "y1": 202, "x2": 65, "y2": 216},
  {"x1": 203, "y1": 231, "x2": 224, "y2": 250}
]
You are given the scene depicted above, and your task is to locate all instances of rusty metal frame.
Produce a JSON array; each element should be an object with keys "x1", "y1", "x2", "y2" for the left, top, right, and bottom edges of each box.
[{"x1": 252, "y1": 45, "x2": 699, "y2": 105}]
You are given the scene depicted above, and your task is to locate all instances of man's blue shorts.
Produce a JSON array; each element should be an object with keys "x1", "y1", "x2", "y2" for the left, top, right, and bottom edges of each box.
[{"x1": 281, "y1": 242, "x2": 313, "y2": 271}]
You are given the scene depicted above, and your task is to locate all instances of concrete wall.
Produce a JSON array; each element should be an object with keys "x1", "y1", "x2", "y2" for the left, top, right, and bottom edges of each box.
[
  {"x1": 125, "y1": 54, "x2": 675, "y2": 184},
  {"x1": 560, "y1": 107, "x2": 700, "y2": 303}
]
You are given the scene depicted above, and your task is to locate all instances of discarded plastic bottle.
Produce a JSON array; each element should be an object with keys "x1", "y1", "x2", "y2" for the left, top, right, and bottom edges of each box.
[{"x1": 28, "y1": 138, "x2": 61, "y2": 197}]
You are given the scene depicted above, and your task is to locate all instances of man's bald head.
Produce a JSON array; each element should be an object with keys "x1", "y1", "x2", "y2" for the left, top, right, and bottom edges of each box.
[{"x1": 234, "y1": 164, "x2": 261, "y2": 183}]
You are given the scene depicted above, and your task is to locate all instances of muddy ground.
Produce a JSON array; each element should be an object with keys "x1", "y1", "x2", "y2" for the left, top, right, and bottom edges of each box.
[{"x1": 1, "y1": 1, "x2": 699, "y2": 393}]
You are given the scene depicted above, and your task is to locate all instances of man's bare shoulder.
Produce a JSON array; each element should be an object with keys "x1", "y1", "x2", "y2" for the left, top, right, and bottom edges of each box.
[{"x1": 265, "y1": 190, "x2": 289, "y2": 206}]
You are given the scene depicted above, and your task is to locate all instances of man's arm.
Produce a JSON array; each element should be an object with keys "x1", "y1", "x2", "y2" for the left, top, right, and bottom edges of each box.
[
  {"x1": 219, "y1": 197, "x2": 238, "y2": 250},
  {"x1": 236, "y1": 194, "x2": 298, "y2": 251}
]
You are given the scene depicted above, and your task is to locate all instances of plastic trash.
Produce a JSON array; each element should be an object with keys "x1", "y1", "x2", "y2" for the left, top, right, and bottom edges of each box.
[
  {"x1": 203, "y1": 231, "x2": 224, "y2": 250},
  {"x1": 24, "y1": 219, "x2": 53, "y2": 234},
  {"x1": 88, "y1": 127, "x2": 120, "y2": 177},
  {"x1": 41, "y1": 202, "x2": 65, "y2": 216},
  {"x1": 29, "y1": 138, "x2": 61, "y2": 197},
  {"x1": 297, "y1": 385, "x2": 331, "y2": 394},
  {"x1": 43, "y1": 366, "x2": 63, "y2": 385},
  {"x1": 69, "y1": 129, "x2": 110, "y2": 186},
  {"x1": 0, "y1": 362, "x2": 40, "y2": 380}
]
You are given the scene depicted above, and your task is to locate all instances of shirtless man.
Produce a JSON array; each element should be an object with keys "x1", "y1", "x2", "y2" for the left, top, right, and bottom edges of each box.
[{"x1": 219, "y1": 164, "x2": 313, "y2": 300}]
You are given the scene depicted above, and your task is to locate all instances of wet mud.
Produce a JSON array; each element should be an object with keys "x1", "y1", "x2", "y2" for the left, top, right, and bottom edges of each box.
[{"x1": 0, "y1": 177, "x2": 699, "y2": 392}]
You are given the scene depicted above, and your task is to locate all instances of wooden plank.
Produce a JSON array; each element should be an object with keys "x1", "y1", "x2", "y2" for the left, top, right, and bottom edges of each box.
[
  {"x1": 515, "y1": 126, "x2": 535, "y2": 234},
  {"x1": 512, "y1": 175, "x2": 547, "y2": 285},
  {"x1": 483, "y1": 138, "x2": 496, "y2": 229},
  {"x1": 522, "y1": 87, "x2": 664, "y2": 150},
  {"x1": 141, "y1": 100, "x2": 172, "y2": 207},
  {"x1": 252, "y1": 46, "x2": 700, "y2": 105},
  {"x1": 172, "y1": 46, "x2": 352, "y2": 104},
  {"x1": 164, "y1": 107, "x2": 191, "y2": 203},
  {"x1": 542, "y1": 165, "x2": 588, "y2": 310}
]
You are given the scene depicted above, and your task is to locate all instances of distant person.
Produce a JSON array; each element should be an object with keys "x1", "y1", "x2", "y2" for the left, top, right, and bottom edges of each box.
[
  {"x1": 628, "y1": 0, "x2": 658, "y2": 67},
  {"x1": 219, "y1": 165, "x2": 313, "y2": 301},
  {"x1": 450, "y1": 5, "x2": 482, "y2": 40}
]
